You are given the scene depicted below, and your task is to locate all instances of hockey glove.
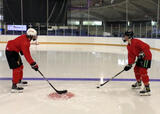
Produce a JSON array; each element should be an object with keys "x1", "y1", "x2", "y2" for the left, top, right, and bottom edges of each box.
[
  {"x1": 31, "y1": 62, "x2": 39, "y2": 71},
  {"x1": 124, "y1": 64, "x2": 132, "y2": 71}
]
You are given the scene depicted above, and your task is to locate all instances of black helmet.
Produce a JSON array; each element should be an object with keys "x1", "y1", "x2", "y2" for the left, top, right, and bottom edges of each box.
[{"x1": 124, "y1": 30, "x2": 134, "y2": 38}]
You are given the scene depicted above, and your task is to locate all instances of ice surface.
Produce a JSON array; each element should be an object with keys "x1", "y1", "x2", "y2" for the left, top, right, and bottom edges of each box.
[{"x1": 0, "y1": 44, "x2": 160, "y2": 114}]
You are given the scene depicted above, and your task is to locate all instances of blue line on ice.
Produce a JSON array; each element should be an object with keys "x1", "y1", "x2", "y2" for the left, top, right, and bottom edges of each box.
[{"x1": 0, "y1": 77, "x2": 160, "y2": 82}]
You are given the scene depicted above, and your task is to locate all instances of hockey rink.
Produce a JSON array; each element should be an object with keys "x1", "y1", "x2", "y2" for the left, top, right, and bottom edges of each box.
[{"x1": 0, "y1": 43, "x2": 160, "y2": 114}]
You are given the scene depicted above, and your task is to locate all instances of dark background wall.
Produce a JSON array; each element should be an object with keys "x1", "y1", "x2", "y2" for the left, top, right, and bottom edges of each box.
[{"x1": 3, "y1": 0, "x2": 68, "y2": 25}]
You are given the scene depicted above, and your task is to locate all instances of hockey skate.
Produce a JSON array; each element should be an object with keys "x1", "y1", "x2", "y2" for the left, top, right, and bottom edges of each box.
[
  {"x1": 17, "y1": 80, "x2": 28, "y2": 86},
  {"x1": 11, "y1": 84, "x2": 23, "y2": 93},
  {"x1": 131, "y1": 81, "x2": 142, "y2": 89},
  {"x1": 139, "y1": 85, "x2": 151, "y2": 96}
]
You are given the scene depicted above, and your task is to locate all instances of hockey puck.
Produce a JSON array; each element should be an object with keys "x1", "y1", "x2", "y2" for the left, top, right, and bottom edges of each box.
[{"x1": 97, "y1": 86, "x2": 100, "y2": 88}]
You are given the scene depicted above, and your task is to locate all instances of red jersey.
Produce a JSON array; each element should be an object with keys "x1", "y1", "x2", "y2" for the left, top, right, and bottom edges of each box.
[
  {"x1": 127, "y1": 38, "x2": 152, "y2": 64},
  {"x1": 6, "y1": 34, "x2": 34, "y2": 64}
]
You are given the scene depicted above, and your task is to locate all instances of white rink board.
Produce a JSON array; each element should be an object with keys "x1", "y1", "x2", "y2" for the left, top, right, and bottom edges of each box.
[{"x1": 0, "y1": 35, "x2": 160, "y2": 49}]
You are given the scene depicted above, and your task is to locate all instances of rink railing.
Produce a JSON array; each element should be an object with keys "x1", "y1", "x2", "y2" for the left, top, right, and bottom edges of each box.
[{"x1": 0, "y1": 35, "x2": 160, "y2": 50}]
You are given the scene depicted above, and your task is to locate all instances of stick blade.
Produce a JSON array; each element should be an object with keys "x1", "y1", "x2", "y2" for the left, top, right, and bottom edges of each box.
[{"x1": 57, "y1": 90, "x2": 68, "y2": 94}]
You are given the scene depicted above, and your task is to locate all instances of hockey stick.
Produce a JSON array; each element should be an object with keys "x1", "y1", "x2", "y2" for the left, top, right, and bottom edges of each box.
[
  {"x1": 38, "y1": 70, "x2": 67, "y2": 94},
  {"x1": 97, "y1": 69, "x2": 125, "y2": 88}
]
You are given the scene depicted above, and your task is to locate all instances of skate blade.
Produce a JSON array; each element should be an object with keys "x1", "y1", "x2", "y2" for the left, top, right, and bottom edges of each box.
[
  {"x1": 139, "y1": 92, "x2": 151, "y2": 96},
  {"x1": 11, "y1": 89, "x2": 23, "y2": 93},
  {"x1": 132, "y1": 87, "x2": 141, "y2": 89},
  {"x1": 17, "y1": 83, "x2": 28, "y2": 87}
]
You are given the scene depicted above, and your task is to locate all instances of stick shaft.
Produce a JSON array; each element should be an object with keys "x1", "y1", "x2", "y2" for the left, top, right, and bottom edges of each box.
[
  {"x1": 38, "y1": 70, "x2": 59, "y2": 92},
  {"x1": 100, "y1": 70, "x2": 125, "y2": 86}
]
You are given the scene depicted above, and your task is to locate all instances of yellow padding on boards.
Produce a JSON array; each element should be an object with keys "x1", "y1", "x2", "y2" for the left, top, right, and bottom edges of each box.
[{"x1": 0, "y1": 41, "x2": 159, "y2": 51}]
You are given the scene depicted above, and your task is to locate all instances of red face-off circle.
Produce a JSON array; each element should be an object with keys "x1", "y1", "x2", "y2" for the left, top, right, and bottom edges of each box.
[{"x1": 48, "y1": 92, "x2": 75, "y2": 100}]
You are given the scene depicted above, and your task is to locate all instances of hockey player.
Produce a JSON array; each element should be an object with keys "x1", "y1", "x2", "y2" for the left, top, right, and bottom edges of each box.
[
  {"x1": 5, "y1": 28, "x2": 39, "y2": 93},
  {"x1": 123, "y1": 30, "x2": 152, "y2": 96}
]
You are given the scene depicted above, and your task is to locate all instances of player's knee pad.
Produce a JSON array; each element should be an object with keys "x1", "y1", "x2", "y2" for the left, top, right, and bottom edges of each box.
[
  {"x1": 139, "y1": 68, "x2": 147, "y2": 75},
  {"x1": 134, "y1": 66, "x2": 140, "y2": 73},
  {"x1": 13, "y1": 67, "x2": 21, "y2": 75},
  {"x1": 20, "y1": 65, "x2": 24, "y2": 70}
]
